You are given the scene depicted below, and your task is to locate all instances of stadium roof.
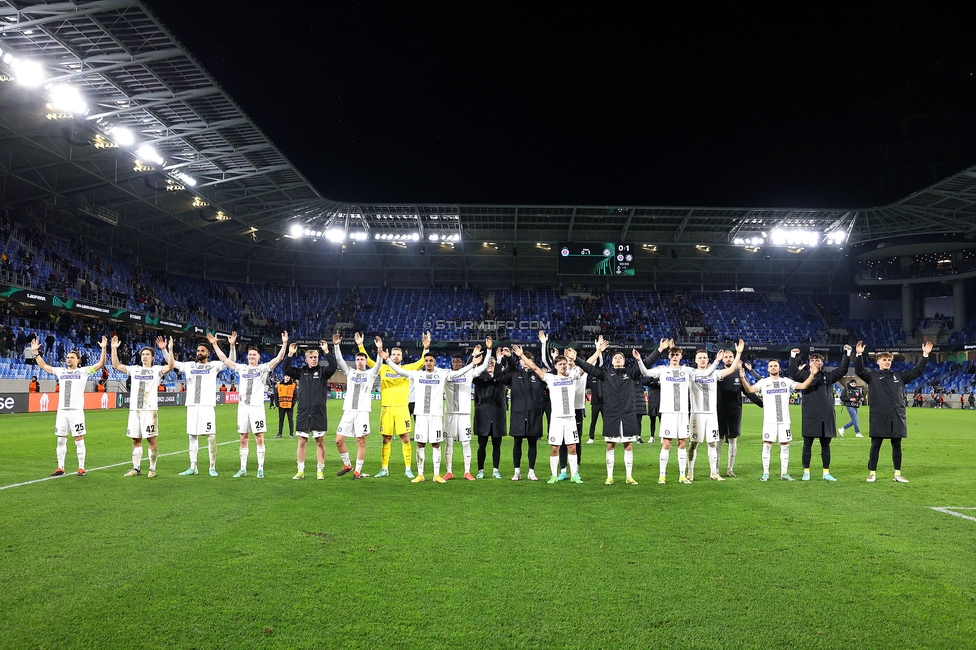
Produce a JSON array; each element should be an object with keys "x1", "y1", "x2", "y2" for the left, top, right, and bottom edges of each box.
[{"x1": 1, "y1": 1, "x2": 975, "y2": 290}]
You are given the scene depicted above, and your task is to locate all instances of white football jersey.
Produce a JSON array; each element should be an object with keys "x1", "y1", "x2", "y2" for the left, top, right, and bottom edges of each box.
[
  {"x1": 53, "y1": 366, "x2": 95, "y2": 411},
  {"x1": 176, "y1": 360, "x2": 224, "y2": 407},
  {"x1": 334, "y1": 347, "x2": 382, "y2": 413},
  {"x1": 544, "y1": 372, "x2": 577, "y2": 419},
  {"x1": 390, "y1": 360, "x2": 478, "y2": 418},
  {"x1": 126, "y1": 365, "x2": 166, "y2": 411},
  {"x1": 689, "y1": 362, "x2": 723, "y2": 414},
  {"x1": 235, "y1": 362, "x2": 271, "y2": 408},
  {"x1": 571, "y1": 367, "x2": 587, "y2": 409},
  {"x1": 643, "y1": 365, "x2": 693, "y2": 414},
  {"x1": 754, "y1": 376, "x2": 798, "y2": 427},
  {"x1": 444, "y1": 356, "x2": 490, "y2": 415}
]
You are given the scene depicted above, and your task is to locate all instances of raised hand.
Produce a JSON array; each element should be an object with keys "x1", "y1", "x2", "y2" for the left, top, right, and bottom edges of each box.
[
  {"x1": 288, "y1": 342, "x2": 299, "y2": 356},
  {"x1": 922, "y1": 340, "x2": 933, "y2": 355},
  {"x1": 229, "y1": 331, "x2": 238, "y2": 346},
  {"x1": 332, "y1": 332, "x2": 342, "y2": 345},
  {"x1": 632, "y1": 348, "x2": 641, "y2": 359},
  {"x1": 565, "y1": 347, "x2": 577, "y2": 361},
  {"x1": 538, "y1": 330, "x2": 548, "y2": 343},
  {"x1": 512, "y1": 344, "x2": 524, "y2": 357},
  {"x1": 378, "y1": 348, "x2": 390, "y2": 361},
  {"x1": 374, "y1": 335, "x2": 383, "y2": 349},
  {"x1": 422, "y1": 331, "x2": 431, "y2": 347},
  {"x1": 798, "y1": 364, "x2": 807, "y2": 371},
  {"x1": 30, "y1": 339, "x2": 39, "y2": 354},
  {"x1": 156, "y1": 336, "x2": 167, "y2": 350},
  {"x1": 206, "y1": 332, "x2": 217, "y2": 345},
  {"x1": 791, "y1": 348, "x2": 801, "y2": 356},
  {"x1": 597, "y1": 338, "x2": 610, "y2": 353},
  {"x1": 473, "y1": 344, "x2": 483, "y2": 355},
  {"x1": 485, "y1": 336, "x2": 493, "y2": 349},
  {"x1": 281, "y1": 331, "x2": 289, "y2": 344},
  {"x1": 111, "y1": 335, "x2": 121, "y2": 350},
  {"x1": 99, "y1": 336, "x2": 108, "y2": 349},
  {"x1": 843, "y1": 344, "x2": 852, "y2": 353},
  {"x1": 855, "y1": 341, "x2": 865, "y2": 355},
  {"x1": 501, "y1": 347, "x2": 511, "y2": 357},
  {"x1": 658, "y1": 338, "x2": 669, "y2": 352},
  {"x1": 354, "y1": 332, "x2": 364, "y2": 346},
  {"x1": 736, "y1": 339, "x2": 745, "y2": 353},
  {"x1": 319, "y1": 339, "x2": 329, "y2": 354}
]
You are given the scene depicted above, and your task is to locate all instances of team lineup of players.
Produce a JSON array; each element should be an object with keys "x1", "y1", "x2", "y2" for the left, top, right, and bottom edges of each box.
[{"x1": 30, "y1": 331, "x2": 933, "y2": 485}]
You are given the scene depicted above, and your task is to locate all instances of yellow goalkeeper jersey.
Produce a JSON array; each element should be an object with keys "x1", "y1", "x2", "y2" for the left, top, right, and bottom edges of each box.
[{"x1": 361, "y1": 346, "x2": 426, "y2": 407}]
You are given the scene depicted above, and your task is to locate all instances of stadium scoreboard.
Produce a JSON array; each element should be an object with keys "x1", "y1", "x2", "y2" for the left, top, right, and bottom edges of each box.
[{"x1": 557, "y1": 242, "x2": 635, "y2": 276}]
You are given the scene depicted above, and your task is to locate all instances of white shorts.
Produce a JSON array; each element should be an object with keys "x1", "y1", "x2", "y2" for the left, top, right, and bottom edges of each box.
[
  {"x1": 55, "y1": 410, "x2": 86, "y2": 437},
  {"x1": 660, "y1": 412, "x2": 690, "y2": 440},
  {"x1": 444, "y1": 413, "x2": 473, "y2": 442},
  {"x1": 296, "y1": 430, "x2": 327, "y2": 439},
  {"x1": 548, "y1": 417, "x2": 579, "y2": 446},
  {"x1": 336, "y1": 411, "x2": 371, "y2": 438},
  {"x1": 126, "y1": 410, "x2": 159, "y2": 439},
  {"x1": 762, "y1": 423, "x2": 793, "y2": 443},
  {"x1": 187, "y1": 405, "x2": 216, "y2": 436},
  {"x1": 414, "y1": 415, "x2": 443, "y2": 444},
  {"x1": 237, "y1": 405, "x2": 268, "y2": 435},
  {"x1": 690, "y1": 413, "x2": 720, "y2": 443}
]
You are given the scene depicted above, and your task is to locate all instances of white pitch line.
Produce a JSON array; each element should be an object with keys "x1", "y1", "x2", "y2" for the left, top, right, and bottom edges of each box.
[
  {"x1": 0, "y1": 441, "x2": 241, "y2": 492},
  {"x1": 930, "y1": 507, "x2": 976, "y2": 523}
]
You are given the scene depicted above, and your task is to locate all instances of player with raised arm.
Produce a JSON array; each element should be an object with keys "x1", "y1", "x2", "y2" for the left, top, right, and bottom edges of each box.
[
  {"x1": 283, "y1": 339, "x2": 337, "y2": 479},
  {"x1": 855, "y1": 340, "x2": 931, "y2": 483},
  {"x1": 635, "y1": 338, "x2": 693, "y2": 484},
  {"x1": 788, "y1": 345, "x2": 852, "y2": 481},
  {"x1": 111, "y1": 335, "x2": 175, "y2": 478},
  {"x1": 515, "y1": 345, "x2": 584, "y2": 484},
  {"x1": 33, "y1": 335, "x2": 107, "y2": 476},
  {"x1": 381, "y1": 346, "x2": 484, "y2": 483},
  {"x1": 688, "y1": 340, "x2": 744, "y2": 482},
  {"x1": 574, "y1": 336, "x2": 645, "y2": 485},
  {"x1": 717, "y1": 351, "x2": 763, "y2": 477},
  {"x1": 443, "y1": 338, "x2": 492, "y2": 480},
  {"x1": 210, "y1": 332, "x2": 288, "y2": 478},
  {"x1": 332, "y1": 333, "x2": 384, "y2": 479},
  {"x1": 171, "y1": 333, "x2": 236, "y2": 476},
  {"x1": 740, "y1": 358, "x2": 815, "y2": 481},
  {"x1": 358, "y1": 331, "x2": 431, "y2": 478}
]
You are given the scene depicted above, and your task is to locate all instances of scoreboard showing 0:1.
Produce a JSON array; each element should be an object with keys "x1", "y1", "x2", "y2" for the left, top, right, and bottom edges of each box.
[{"x1": 557, "y1": 242, "x2": 636, "y2": 276}]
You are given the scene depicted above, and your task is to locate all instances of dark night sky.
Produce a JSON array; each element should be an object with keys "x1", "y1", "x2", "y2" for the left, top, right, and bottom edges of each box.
[{"x1": 144, "y1": 1, "x2": 976, "y2": 208}]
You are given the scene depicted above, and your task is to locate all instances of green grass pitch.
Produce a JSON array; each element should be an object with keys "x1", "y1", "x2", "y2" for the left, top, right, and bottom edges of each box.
[{"x1": 1, "y1": 403, "x2": 975, "y2": 649}]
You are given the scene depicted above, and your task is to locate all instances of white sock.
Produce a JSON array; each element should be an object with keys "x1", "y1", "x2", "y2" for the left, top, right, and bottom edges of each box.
[
  {"x1": 188, "y1": 435, "x2": 199, "y2": 470},
  {"x1": 56, "y1": 437, "x2": 67, "y2": 469},
  {"x1": 132, "y1": 446, "x2": 143, "y2": 470},
  {"x1": 659, "y1": 448, "x2": 670, "y2": 475},
  {"x1": 75, "y1": 438, "x2": 86, "y2": 469},
  {"x1": 417, "y1": 447, "x2": 426, "y2": 476},
  {"x1": 148, "y1": 447, "x2": 157, "y2": 471},
  {"x1": 568, "y1": 453, "x2": 578, "y2": 476},
  {"x1": 550, "y1": 455, "x2": 559, "y2": 477},
  {"x1": 297, "y1": 461, "x2": 305, "y2": 472},
  {"x1": 355, "y1": 458, "x2": 364, "y2": 473},
  {"x1": 762, "y1": 444, "x2": 771, "y2": 473},
  {"x1": 240, "y1": 446, "x2": 249, "y2": 470},
  {"x1": 462, "y1": 440, "x2": 472, "y2": 474},
  {"x1": 780, "y1": 445, "x2": 790, "y2": 475},
  {"x1": 445, "y1": 437, "x2": 454, "y2": 473},
  {"x1": 207, "y1": 434, "x2": 217, "y2": 470},
  {"x1": 433, "y1": 448, "x2": 441, "y2": 476},
  {"x1": 606, "y1": 448, "x2": 615, "y2": 478},
  {"x1": 677, "y1": 447, "x2": 688, "y2": 476},
  {"x1": 256, "y1": 444, "x2": 265, "y2": 470},
  {"x1": 316, "y1": 463, "x2": 324, "y2": 471},
  {"x1": 707, "y1": 442, "x2": 718, "y2": 475},
  {"x1": 716, "y1": 438, "x2": 724, "y2": 469},
  {"x1": 624, "y1": 449, "x2": 633, "y2": 479},
  {"x1": 728, "y1": 438, "x2": 738, "y2": 472},
  {"x1": 339, "y1": 452, "x2": 351, "y2": 467}
]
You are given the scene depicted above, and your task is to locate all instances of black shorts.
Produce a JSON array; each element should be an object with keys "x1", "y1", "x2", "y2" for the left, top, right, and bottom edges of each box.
[{"x1": 717, "y1": 410, "x2": 742, "y2": 439}]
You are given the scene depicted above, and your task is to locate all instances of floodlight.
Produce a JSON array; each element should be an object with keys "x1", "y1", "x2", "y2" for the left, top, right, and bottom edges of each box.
[
  {"x1": 350, "y1": 231, "x2": 367, "y2": 241},
  {"x1": 50, "y1": 84, "x2": 86, "y2": 114},
  {"x1": 770, "y1": 229, "x2": 786, "y2": 246},
  {"x1": 11, "y1": 58, "x2": 44, "y2": 86},
  {"x1": 111, "y1": 126, "x2": 135, "y2": 146},
  {"x1": 429, "y1": 234, "x2": 439, "y2": 241},
  {"x1": 136, "y1": 145, "x2": 164, "y2": 165},
  {"x1": 173, "y1": 172, "x2": 197, "y2": 187},
  {"x1": 290, "y1": 224, "x2": 304, "y2": 238},
  {"x1": 411, "y1": 233, "x2": 420, "y2": 241}
]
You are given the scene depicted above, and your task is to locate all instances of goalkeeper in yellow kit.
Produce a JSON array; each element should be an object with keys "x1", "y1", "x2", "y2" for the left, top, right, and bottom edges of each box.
[{"x1": 357, "y1": 331, "x2": 431, "y2": 478}]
